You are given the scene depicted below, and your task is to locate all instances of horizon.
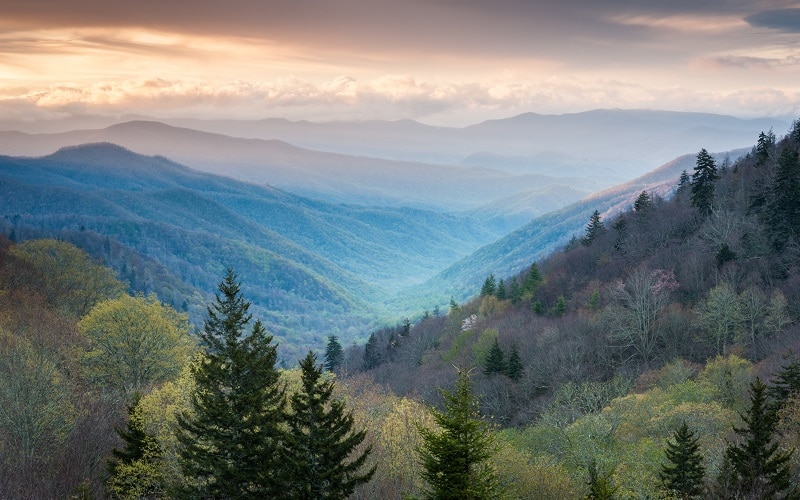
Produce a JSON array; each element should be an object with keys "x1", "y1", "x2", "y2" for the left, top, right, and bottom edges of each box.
[{"x1": 2, "y1": 1, "x2": 800, "y2": 127}]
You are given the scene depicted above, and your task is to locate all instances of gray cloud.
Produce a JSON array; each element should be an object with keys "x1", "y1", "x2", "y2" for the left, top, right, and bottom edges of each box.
[{"x1": 746, "y1": 8, "x2": 800, "y2": 32}]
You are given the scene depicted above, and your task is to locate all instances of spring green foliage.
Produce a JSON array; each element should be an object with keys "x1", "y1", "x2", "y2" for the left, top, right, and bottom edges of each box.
[
  {"x1": 660, "y1": 421, "x2": 705, "y2": 499},
  {"x1": 176, "y1": 269, "x2": 287, "y2": 498},
  {"x1": 78, "y1": 294, "x2": 195, "y2": 395},
  {"x1": 284, "y1": 352, "x2": 375, "y2": 498},
  {"x1": 417, "y1": 369, "x2": 500, "y2": 499}
]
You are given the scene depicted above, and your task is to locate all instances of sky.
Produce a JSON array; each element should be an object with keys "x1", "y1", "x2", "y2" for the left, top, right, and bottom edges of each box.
[{"x1": 2, "y1": 0, "x2": 800, "y2": 126}]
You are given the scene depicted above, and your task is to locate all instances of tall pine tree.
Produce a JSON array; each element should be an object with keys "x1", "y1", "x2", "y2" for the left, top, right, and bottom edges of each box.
[
  {"x1": 483, "y1": 338, "x2": 506, "y2": 376},
  {"x1": 285, "y1": 352, "x2": 375, "y2": 499},
  {"x1": 583, "y1": 210, "x2": 605, "y2": 245},
  {"x1": 417, "y1": 368, "x2": 500, "y2": 499},
  {"x1": 722, "y1": 377, "x2": 793, "y2": 498},
  {"x1": 764, "y1": 146, "x2": 800, "y2": 250},
  {"x1": 176, "y1": 269, "x2": 286, "y2": 498},
  {"x1": 324, "y1": 335, "x2": 344, "y2": 373},
  {"x1": 660, "y1": 421, "x2": 705, "y2": 499},
  {"x1": 690, "y1": 148, "x2": 718, "y2": 216}
]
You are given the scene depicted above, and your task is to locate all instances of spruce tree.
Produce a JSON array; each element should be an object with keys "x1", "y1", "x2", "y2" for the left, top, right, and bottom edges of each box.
[
  {"x1": 768, "y1": 353, "x2": 800, "y2": 410},
  {"x1": 584, "y1": 460, "x2": 618, "y2": 500},
  {"x1": 583, "y1": 210, "x2": 605, "y2": 245},
  {"x1": 324, "y1": 335, "x2": 344, "y2": 373},
  {"x1": 522, "y1": 263, "x2": 543, "y2": 297},
  {"x1": 633, "y1": 190, "x2": 653, "y2": 212},
  {"x1": 480, "y1": 274, "x2": 497, "y2": 297},
  {"x1": 505, "y1": 344, "x2": 524, "y2": 381},
  {"x1": 723, "y1": 377, "x2": 793, "y2": 498},
  {"x1": 509, "y1": 277, "x2": 521, "y2": 304},
  {"x1": 660, "y1": 421, "x2": 705, "y2": 499},
  {"x1": 107, "y1": 393, "x2": 155, "y2": 478},
  {"x1": 764, "y1": 146, "x2": 800, "y2": 250},
  {"x1": 690, "y1": 148, "x2": 718, "y2": 216},
  {"x1": 417, "y1": 368, "x2": 500, "y2": 499},
  {"x1": 285, "y1": 352, "x2": 375, "y2": 499},
  {"x1": 755, "y1": 130, "x2": 773, "y2": 166},
  {"x1": 676, "y1": 169, "x2": 691, "y2": 196},
  {"x1": 363, "y1": 332, "x2": 383, "y2": 370},
  {"x1": 483, "y1": 338, "x2": 506, "y2": 376},
  {"x1": 176, "y1": 269, "x2": 286, "y2": 498},
  {"x1": 496, "y1": 278, "x2": 507, "y2": 301}
]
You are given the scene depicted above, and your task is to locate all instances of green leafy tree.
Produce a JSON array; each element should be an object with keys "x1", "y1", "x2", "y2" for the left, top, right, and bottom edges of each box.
[
  {"x1": 722, "y1": 377, "x2": 793, "y2": 498},
  {"x1": 78, "y1": 294, "x2": 194, "y2": 395},
  {"x1": 505, "y1": 344, "x2": 524, "y2": 381},
  {"x1": 417, "y1": 368, "x2": 500, "y2": 499},
  {"x1": 176, "y1": 269, "x2": 286, "y2": 498},
  {"x1": 284, "y1": 352, "x2": 375, "y2": 499},
  {"x1": 583, "y1": 210, "x2": 605, "y2": 245},
  {"x1": 690, "y1": 148, "x2": 719, "y2": 216},
  {"x1": 660, "y1": 421, "x2": 705, "y2": 499},
  {"x1": 324, "y1": 335, "x2": 344, "y2": 373},
  {"x1": 483, "y1": 338, "x2": 506, "y2": 376}
]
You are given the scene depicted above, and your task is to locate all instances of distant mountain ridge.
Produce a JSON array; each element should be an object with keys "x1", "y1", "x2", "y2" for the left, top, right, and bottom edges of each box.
[{"x1": 0, "y1": 142, "x2": 502, "y2": 359}]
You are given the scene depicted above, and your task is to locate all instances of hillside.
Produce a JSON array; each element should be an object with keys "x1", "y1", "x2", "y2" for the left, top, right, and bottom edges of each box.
[{"x1": 0, "y1": 143, "x2": 501, "y2": 359}]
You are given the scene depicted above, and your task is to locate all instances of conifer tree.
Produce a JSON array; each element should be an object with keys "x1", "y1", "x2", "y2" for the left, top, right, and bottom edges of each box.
[
  {"x1": 722, "y1": 377, "x2": 793, "y2": 498},
  {"x1": 583, "y1": 210, "x2": 605, "y2": 245},
  {"x1": 660, "y1": 421, "x2": 705, "y2": 499},
  {"x1": 505, "y1": 344, "x2": 524, "y2": 381},
  {"x1": 495, "y1": 279, "x2": 507, "y2": 300},
  {"x1": 176, "y1": 269, "x2": 286, "y2": 498},
  {"x1": 755, "y1": 130, "x2": 774, "y2": 166},
  {"x1": 107, "y1": 393, "x2": 154, "y2": 478},
  {"x1": 584, "y1": 460, "x2": 618, "y2": 500},
  {"x1": 633, "y1": 190, "x2": 653, "y2": 212},
  {"x1": 690, "y1": 148, "x2": 718, "y2": 216},
  {"x1": 768, "y1": 354, "x2": 800, "y2": 409},
  {"x1": 509, "y1": 276, "x2": 521, "y2": 304},
  {"x1": 483, "y1": 338, "x2": 506, "y2": 376},
  {"x1": 522, "y1": 263, "x2": 543, "y2": 296},
  {"x1": 676, "y1": 170, "x2": 691, "y2": 196},
  {"x1": 324, "y1": 335, "x2": 344, "y2": 373},
  {"x1": 480, "y1": 274, "x2": 497, "y2": 297},
  {"x1": 764, "y1": 146, "x2": 800, "y2": 250},
  {"x1": 449, "y1": 297, "x2": 461, "y2": 315},
  {"x1": 363, "y1": 332, "x2": 383, "y2": 370},
  {"x1": 417, "y1": 368, "x2": 500, "y2": 499},
  {"x1": 285, "y1": 352, "x2": 375, "y2": 499}
]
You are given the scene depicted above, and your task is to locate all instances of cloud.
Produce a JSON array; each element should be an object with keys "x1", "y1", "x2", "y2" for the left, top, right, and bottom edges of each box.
[{"x1": 746, "y1": 8, "x2": 800, "y2": 33}]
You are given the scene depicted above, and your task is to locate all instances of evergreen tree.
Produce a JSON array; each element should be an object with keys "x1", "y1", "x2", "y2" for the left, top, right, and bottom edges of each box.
[
  {"x1": 417, "y1": 368, "x2": 500, "y2": 499},
  {"x1": 584, "y1": 460, "x2": 618, "y2": 500},
  {"x1": 790, "y1": 119, "x2": 800, "y2": 142},
  {"x1": 483, "y1": 338, "x2": 506, "y2": 376},
  {"x1": 583, "y1": 210, "x2": 606, "y2": 245},
  {"x1": 522, "y1": 263, "x2": 544, "y2": 296},
  {"x1": 449, "y1": 297, "x2": 461, "y2": 315},
  {"x1": 768, "y1": 354, "x2": 800, "y2": 409},
  {"x1": 363, "y1": 332, "x2": 383, "y2": 370},
  {"x1": 285, "y1": 352, "x2": 375, "y2": 499},
  {"x1": 755, "y1": 130, "x2": 774, "y2": 166},
  {"x1": 509, "y1": 276, "x2": 521, "y2": 304},
  {"x1": 660, "y1": 421, "x2": 705, "y2": 499},
  {"x1": 401, "y1": 317, "x2": 412, "y2": 337},
  {"x1": 480, "y1": 274, "x2": 497, "y2": 297},
  {"x1": 723, "y1": 377, "x2": 793, "y2": 498},
  {"x1": 107, "y1": 393, "x2": 154, "y2": 478},
  {"x1": 505, "y1": 344, "x2": 524, "y2": 381},
  {"x1": 496, "y1": 279, "x2": 507, "y2": 301},
  {"x1": 764, "y1": 146, "x2": 800, "y2": 250},
  {"x1": 176, "y1": 269, "x2": 286, "y2": 498},
  {"x1": 633, "y1": 190, "x2": 653, "y2": 212},
  {"x1": 690, "y1": 148, "x2": 719, "y2": 216},
  {"x1": 553, "y1": 295, "x2": 567, "y2": 316},
  {"x1": 324, "y1": 335, "x2": 344, "y2": 373},
  {"x1": 676, "y1": 169, "x2": 691, "y2": 196}
]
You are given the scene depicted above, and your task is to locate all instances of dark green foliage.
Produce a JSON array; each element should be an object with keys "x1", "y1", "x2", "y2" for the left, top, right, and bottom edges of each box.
[
  {"x1": 285, "y1": 352, "x2": 375, "y2": 499},
  {"x1": 722, "y1": 377, "x2": 793, "y2": 498},
  {"x1": 402, "y1": 317, "x2": 412, "y2": 337},
  {"x1": 483, "y1": 338, "x2": 506, "y2": 376},
  {"x1": 505, "y1": 344, "x2": 524, "y2": 381},
  {"x1": 715, "y1": 243, "x2": 737, "y2": 269},
  {"x1": 676, "y1": 169, "x2": 691, "y2": 195},
  {"x1": 449, "y1": 297, "x2": 461, "y2": 314},
  {"x1": 768, "y1": 354, "x2": 800, "y2": 409},
  {"x1": 496, "y1": 278, "x2": 506, "y2": 300},
  {"x1": 583, "y1": 210, "x2": 605, "y2": 245},
  {"x1": 363, "y1": 332, "x2": 383, "y2": 370},
  {"x1": 532, "y1": 300, "x2": 544, "y2": 315},
  {"x1": 764, "y1": 146, "x2": 800, "y2": 250},
  {"x1": 553, "y1": 294, "x2": 567, "y2": 316},
  {"x1": 690, "y1": 148, "x2": 719, "y2": 215},
  {"x1": 755, "y1": 130, "x2": 775, "y2": 166},
  {"x1": 176, "y1": 269, "x2": 287, "y2": 498},
  {"x1": 107, "y1": 393, "x2": 155, "y2": 479},
  {"x1": 633, "y1": 190, "x2": 653, "y2": 212},
  {"x1": 660, "y1": 421, "x2": 705, "y2": 499},
  {"x1": 584, "y1": 460, "x2": 618, "y2": 499},
  {"x1": 324, "y1": 335, "x2": 344, "y2": 373},
  {"x1": 508, "y1": 276, "x2": 521, "y2": 304},
  {"x1": 480, "y1": 274, "x2": 497, "y2": 297},
  {"x1": 522, "y1": 263, "x2": 544, "y2": 296},
  {"x1": 417, "y1": 369, "x2": 500, "y2": 499},
  {"x1": 790, "y1": 119, "x2": 800, "y2": 142}
]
